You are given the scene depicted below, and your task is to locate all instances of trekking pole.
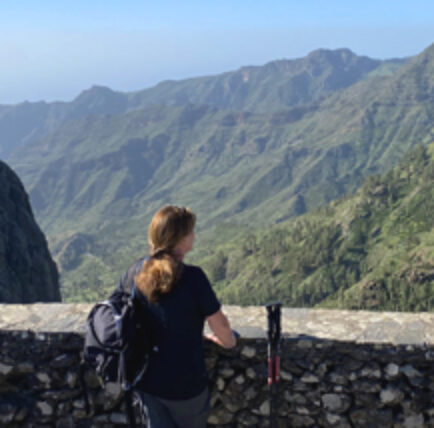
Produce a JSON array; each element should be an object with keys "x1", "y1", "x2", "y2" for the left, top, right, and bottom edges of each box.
[{"x1": 266, "y1": 302, "x2": 282, "y2": 428}]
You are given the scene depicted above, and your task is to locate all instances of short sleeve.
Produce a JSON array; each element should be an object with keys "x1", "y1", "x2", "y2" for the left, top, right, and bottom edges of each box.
[{"x1": 194, "y1": 267, "x2": 221, "y2": 317}]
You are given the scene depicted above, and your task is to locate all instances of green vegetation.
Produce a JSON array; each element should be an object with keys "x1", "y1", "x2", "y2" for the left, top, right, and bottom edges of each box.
[
  {"x1": 195, "y1": 144, "x2": 434, "y2": 311},
  {"x1": 2, "y1": 44, "x2": 432, "y2": 308}
]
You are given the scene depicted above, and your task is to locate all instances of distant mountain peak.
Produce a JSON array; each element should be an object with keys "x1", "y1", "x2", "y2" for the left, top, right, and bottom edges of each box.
[
  {"x1": 307, "y1": 47, "x2": 356, "y2": 59},
  {"x1": 74, "y1": 85, "x2": 116, "y2": 101},
  {"x1": 305, "y1": 47, "x2": 376, "y2": 68},
  {"x1": 417, "y1": 42, "x2": 434, "y2": 61},
  {"x1": 71, "y1": 85, "x2": 127, "y2": 115},
  {"x1": 424, "y1": 42, "x2": 434, "y2": 52}
]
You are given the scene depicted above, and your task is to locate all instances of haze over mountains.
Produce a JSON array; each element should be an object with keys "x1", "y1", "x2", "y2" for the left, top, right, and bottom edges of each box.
[
  {"x1": 0, "y1": 48, "x2": 407, "y2": 159},
  {"x1": 2, "y1": 44, "x2": 433, "y2": 307}
]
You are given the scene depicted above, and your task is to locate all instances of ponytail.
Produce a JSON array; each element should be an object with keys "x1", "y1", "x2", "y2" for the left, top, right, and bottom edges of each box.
[
  {"x1": 135, "y1": 253, "x2": 181, "y2": 303},
  {"x1": 135, "y1": 205, "x2": 196, "y2": 302}
]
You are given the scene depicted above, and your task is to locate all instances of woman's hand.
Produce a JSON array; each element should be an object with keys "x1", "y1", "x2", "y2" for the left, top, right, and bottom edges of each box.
[
  {"x1": 206, "y1": 310, "x2": 237, "y2": 348},
  {"x1": 204, "y1": 332, "x2": 221, "y2": 345}
]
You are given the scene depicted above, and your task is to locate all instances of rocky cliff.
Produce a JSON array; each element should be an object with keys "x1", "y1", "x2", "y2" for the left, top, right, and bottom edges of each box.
[{"x1": 0, "y1": 161, "x2": 60, "y2": 302}]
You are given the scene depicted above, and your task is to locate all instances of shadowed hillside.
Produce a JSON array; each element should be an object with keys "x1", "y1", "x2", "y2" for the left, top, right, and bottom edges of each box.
[{"x1": 0, "y1": 161, "x2": 60, "y2": 302}]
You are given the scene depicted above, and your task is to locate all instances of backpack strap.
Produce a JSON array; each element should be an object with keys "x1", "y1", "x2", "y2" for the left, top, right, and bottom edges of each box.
[
  {"x1": 130, "y1": 258, "x2": 147, "y2": 299},
  {"x1": 117, "y1": 257, "x2": 148, "y2": 296}
]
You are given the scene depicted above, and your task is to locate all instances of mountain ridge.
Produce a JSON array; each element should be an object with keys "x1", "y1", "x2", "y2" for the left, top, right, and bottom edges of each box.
[
  {"x1": 0, "y1": 48, "x2": 407, "y2": 159},
  {"x1": 4, "y1": 44, "x2": 433, "y2": 305}
]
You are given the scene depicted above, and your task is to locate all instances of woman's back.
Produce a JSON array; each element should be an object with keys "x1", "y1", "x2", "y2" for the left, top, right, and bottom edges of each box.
[
  {"x1": 124, "y1": 205, "x2": 235, "y2": 428},
  {"x1": 138, "y1": 263, "x2": 220, "y2": 400}
]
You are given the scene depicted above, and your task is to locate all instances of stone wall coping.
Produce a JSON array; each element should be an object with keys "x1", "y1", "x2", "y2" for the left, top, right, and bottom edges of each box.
[{"x1": 0, "y1": 304, "x2": 433, "y2": 345}]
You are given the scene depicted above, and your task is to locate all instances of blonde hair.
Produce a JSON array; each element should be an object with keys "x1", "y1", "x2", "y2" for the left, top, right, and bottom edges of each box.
[{"x1": 135, "y1": 205, "x2": 196, "y2": 302}]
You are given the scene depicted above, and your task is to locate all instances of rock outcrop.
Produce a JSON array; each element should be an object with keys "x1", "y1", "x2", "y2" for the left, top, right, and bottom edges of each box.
[{"x1": 0, "y1": 161, "x2": 60, "y2": 302}]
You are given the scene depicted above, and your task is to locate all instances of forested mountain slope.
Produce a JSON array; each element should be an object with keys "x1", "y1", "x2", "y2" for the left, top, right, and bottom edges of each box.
[
  {"x1": 197, "y1": 144, "x2": 434, "y2": 311},
  {"x1": 4, "y1": 44, "x2": 432, "y2": 303},
  {"x1": 9, "y1": 44, "x2": 432, "y2": 229}
]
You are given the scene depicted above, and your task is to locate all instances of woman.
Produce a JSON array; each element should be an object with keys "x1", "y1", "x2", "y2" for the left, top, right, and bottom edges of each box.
[{"x1": 131, "y1": 205, "x2": 236, "y2": 427}]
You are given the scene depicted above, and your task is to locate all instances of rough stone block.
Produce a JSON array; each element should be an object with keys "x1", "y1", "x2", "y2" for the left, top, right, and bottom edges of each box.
[
  {"x1": 385, "y1": 362, "x2": 400, "y2": 378},
  {"x1": 207, "y1": 406, "x2": 234, "y2": 424},
  {"x1": 36, "y1": 401, "x2": 54, "y2": 417},
  {"x1": 403, "y1": 413, "x2": 425, "y2": 428},
  {"x1": 216, "y1": 377, "x2": 225, "y2": 391},
  {"x1": 297, "y1": 339, "x2": 313, "y2": 349},
  {"x1": 245, "y1": 367, "x2": 256, "y2": 379},
  {"x1": 280, "y1": 370, "x2": 293, "y2": 381},
  {"x1": 284, "y1": 391, "x2": 307, "y2": 406},
  {"x1": 324, "y1": 413, "x2": 352, "y2": 428},
  {"x1": 401, "y1": 364, "x2": 423, "y2": 379},
  {"x1": 237, "y1": 410, "x2": 259, "y2": 426},
  {"x1": 360, "y1": 362, "x2": 382, "y2": 379},
  {"x1": 380, "y1": 387, "x2": 405, "y2": 406},
  {"x1": 350, "y1": 408, "x2": 393, "y2": 428},
  {"x1": 259, "y1": 399, "x2": 270, "y2": 416},
  {"x1": 0, "y1": 362, "x2": 14, "y2": 376},
  {"x1": 322, "y1": 393, "x2": 351, "y2": 414},
  {"x1": 218, "y1": 367, "x2": 235, "y2": 378},
  {"x1": 301, "y1": 372, "x2": 319, "y2": 383},
  {"x1": 287, "y1": 413, "x2": 315, "y2": 427},
  {"x1": 36, "y1": 372, "x2": 51, "y2": 384},
  {"x1": 241, "y1": 346, "x2": 256, "y2": 358},
  {"x1": 235, "y1": 374, "x2": 245, "y2": 384}
]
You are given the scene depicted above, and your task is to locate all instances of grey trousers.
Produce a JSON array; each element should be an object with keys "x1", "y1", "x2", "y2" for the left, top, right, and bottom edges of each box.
[{"x1": 136, "y1": 387, "x2": 210, "y2": 428}]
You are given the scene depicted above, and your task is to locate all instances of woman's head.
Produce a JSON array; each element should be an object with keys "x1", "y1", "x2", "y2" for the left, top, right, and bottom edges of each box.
[
  {"x1": 136, "y1": 205, "x2": 196, "y2": 302},
  {"x1": 148, "y1": 205, "x2": 196, "y2": 259}
]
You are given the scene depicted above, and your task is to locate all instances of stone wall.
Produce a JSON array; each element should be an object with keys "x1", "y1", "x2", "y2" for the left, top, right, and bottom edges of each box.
[{"x1": 0, "y1": 304, "x2": 433, "y2": 427}]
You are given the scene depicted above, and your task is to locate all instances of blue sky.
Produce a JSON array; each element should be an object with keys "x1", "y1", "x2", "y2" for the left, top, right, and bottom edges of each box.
[{"x1": 1, "y1": 0, "x2": 433, "y2": 104}]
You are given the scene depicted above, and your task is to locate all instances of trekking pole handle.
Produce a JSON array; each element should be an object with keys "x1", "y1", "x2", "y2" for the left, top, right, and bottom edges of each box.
[
  {"x1": 266, "y1": 302, "x2": 282, "y2": 385},
  {"x1": 266, "y1": 302, "x2": 282, "y2": 347}
]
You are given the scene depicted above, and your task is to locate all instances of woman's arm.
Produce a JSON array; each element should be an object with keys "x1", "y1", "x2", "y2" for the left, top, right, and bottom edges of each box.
[{"x1": 205, "y1": 309, "x2": 237, "y2": 348}]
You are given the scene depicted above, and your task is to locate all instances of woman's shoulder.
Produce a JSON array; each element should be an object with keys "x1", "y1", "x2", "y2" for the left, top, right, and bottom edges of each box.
[
  {"x1": 181, "y1": 263, "x2": 221, "y2": 315},
  {"x1": 180, "y1": 263, "x2": 210, "y2": 284},
  {"x1": 182, "y1": 264, "x2": 211, "y2": 289}
]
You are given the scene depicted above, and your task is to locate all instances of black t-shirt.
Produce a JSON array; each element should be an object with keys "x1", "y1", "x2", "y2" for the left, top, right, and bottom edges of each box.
[{"x1": 134, "y1": 263, "x2": 221, "y2": 400}]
